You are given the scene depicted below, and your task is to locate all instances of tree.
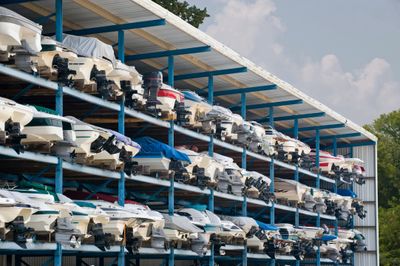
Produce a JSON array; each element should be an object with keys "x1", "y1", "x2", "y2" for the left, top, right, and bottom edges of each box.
[
  {"x1": 364, "y1": 110, "x2": 400, "y2": 208},
  {"x1": 152, "y1": 0, "x2": 209, "y2": 28},
  {"x1": 364, "y1": 110, "x2": 400, "y2": 265}
]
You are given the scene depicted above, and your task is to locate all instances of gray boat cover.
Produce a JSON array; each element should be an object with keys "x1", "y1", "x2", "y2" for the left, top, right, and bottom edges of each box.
[
  {"x1": 0, "y1": 7, "x2": 42, "y2": 33},
  {"x1": 61, "y1": 34, "x2": 116, "y2": 64},
  {"x1": 162, "y1": 213, "x2": 202, "y2": 233}
]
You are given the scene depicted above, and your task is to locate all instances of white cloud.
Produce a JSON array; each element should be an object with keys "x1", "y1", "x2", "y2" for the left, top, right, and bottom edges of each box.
[{"x1": 204, "y1": 0, "x2": 400, "y2": 125}]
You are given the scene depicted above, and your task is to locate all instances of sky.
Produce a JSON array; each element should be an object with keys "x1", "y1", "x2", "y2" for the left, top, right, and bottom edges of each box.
[{"x1": 186, "y1": 0, "x2": 400, "y2": 125}]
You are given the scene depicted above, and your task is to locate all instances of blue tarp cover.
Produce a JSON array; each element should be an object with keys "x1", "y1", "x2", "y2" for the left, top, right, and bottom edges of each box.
[
  {"x1": 134, "y1": 137, "x2": 191, "y2": 162},
  {"x1": 337, "y1": 189, "x2": 357, "y2": 198},
  {"x1": 322, "y1": 234, "x2": 337, "y2": 241},
  {"x1": 256, "y1": 220, "x2": 278, "y2": 231}
]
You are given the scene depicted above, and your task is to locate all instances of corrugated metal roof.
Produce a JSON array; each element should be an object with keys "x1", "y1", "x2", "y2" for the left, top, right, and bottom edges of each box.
[{"x1": 6, "y1": 0, "x2": 377, "y2": 144}]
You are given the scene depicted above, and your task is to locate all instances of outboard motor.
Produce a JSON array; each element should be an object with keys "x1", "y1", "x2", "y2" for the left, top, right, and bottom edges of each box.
[
  {"x1": 90, "y1": 65, "x2": 114, "y2": 99},
  {"x1": 143, "y1": 71, "x2": 162, "y2": 115},
  {"x1": 55, "y1": 217, "x2": 82, "y2": 248},
  {"x1": 125, "y1": 227, "x2": 141, "y2": 254},
  {"x1": 90, "y1": 135, "x2": 108, "y2": 153},
  {"x1": 102, "y1": 135, "x2": 122, "y2": 155},
  {"x1": 292, "y1": 241, "x2": 305, "y2": 260},
  {"x1": 5, "y1": 119, "x2": 26, "y2": 153},
  {"x1": 88, "y1": 222, "x2": 112, "y2": 251},
  {"x1": 122, "y1": 80, "x2": 139, "y2": 108},
  {"x1": 169, "y1": 159, "x2": 190, "y2": 183},
  {"x1": 192, "y1": 165, "x2": 209, "y2": 189},
  {"x1": 8, "y1": 216, "x2": 34, "y2": 248},
  {"x1": 52, "y1": 54, "x2": 76, "y2": 86},
  {"x1": 352, "y1": 201, "x2": 367, "y2": 219},
  {"x1": 119, "y1": 147, "x2": 138, "y2": 176},
  {"x1": 264, "y1": 239, "x2": 277, "y2": 259},
  {"x1": 246, "y1": 226, "x2": 259, "y2": 238}
]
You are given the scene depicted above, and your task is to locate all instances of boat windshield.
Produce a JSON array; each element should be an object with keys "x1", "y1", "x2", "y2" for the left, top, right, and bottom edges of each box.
[{"x1": 27, "y1": 118, "x2": 62, "y2": 127}]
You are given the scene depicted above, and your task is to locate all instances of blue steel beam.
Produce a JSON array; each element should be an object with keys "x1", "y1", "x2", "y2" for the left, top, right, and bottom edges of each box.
[
  {"x1": 199, "y1": 84, "x2": 277, "y2": 97},
  {"x1": 125, "y1": 45, "x2": 210, "y2": 61},
  {"x1": 257, "y1": 112, "x2": 325, "y2": 123},
  {"x1": 302, "y1": 133, "x2": 361, "y2": 142},
  {"x1": 280, "y1": 123, "x2": 345, "y2": 133},
  {"x1": 230, "y1": 99, "x2": 303, "y2": 111},
  {"x1": 55, "y1": 0, "x2": 63, "y2": 42},
  {"x1": 63, "y1": 19, "x2": 166, "y2": 35},
  {"x1": 173, "y1": 67, "x2": 247, "y2": 81}
]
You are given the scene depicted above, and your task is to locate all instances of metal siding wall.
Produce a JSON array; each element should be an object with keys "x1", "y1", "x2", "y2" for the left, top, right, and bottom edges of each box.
[
  {"x1": 354, "y1": 178, "x2": 376, "y2": 201},
  {"x1": 356, "y1": 227, "x2": 377, "y2": 250},
  {"x1": 355, "y1": 252, "x2": 377, "y2": 266},
  {"x1": 354, "y1": 202, "x2": 376, "y2": 226}
]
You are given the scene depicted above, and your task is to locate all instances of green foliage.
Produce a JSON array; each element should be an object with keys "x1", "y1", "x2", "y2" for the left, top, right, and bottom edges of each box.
[
  {"x1": 365, "y1": 110, "x2": 400, "y2": 265},
  {"x1": 152, "y1": 0, "x2": 209, "y2": 28},
  {"x1": 364, "y1": 110, "x2": 400, "y2": 208}
]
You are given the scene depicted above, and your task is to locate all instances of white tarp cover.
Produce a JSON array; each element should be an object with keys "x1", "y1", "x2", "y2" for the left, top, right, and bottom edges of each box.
[{"x1": 61, "y1": 34, "x2": 116, "y2": 64}]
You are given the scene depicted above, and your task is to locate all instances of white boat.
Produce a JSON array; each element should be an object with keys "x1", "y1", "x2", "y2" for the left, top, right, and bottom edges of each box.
[
  {"x1": 202, "y1": 105, "x2": 232, "y2": 135},
  {"x1": 0, "y1": 97, "x2": 34, "y2": 145},
  {"x1": 338, "y1": 229, "x2": 367, "y2": 252},
  {"x1": 310, "y1": 149, "x2": 346, "y2": 176},
  {"x1": 61, "y1": 34, "x2": 121, "y2": 99},
  {"x1": 176, "y1": 146, "x2": 224, "y2": 188},
  {"x1": 162, "y1": 213, "x2": 203, "y2": 250},
  {"x1": 21, "y1": 107, "x2": 75, "y2": 152},
  {"x1": 213, "y1": 153, "x2": 244, "y2": 196},
  {"x1": 238, "y1": 121, "x2": 265, "y2": 152},
  {"x1": 241, "y1": 170, "x2": 273, "y2": 201},
  {"x1": 219, "y1": 220, "x2": 246, "y2": 245},
  {"x1": 340, "y1": 158, "x2": 366, "y2": 184},
  {"x1": 50, "y1": 117, "x2": 77, "y2": 159},
  {"x1": 0, "y1": 189, "x2": 35, "y2": 244},
  {"x1": 312, "y1": 189, "x2": 328, "y2": 214},
  {"x1": 181, "y1": 91, "x2": 213, "y2": 129},
  {"x1": 0, "y1": 7, "x2": 42, "y2": 71},
  {"x1": 133, "y1": 152, "x2": 171, "y2": 176},
  {"x1": 32, "y1": 37, "x2": 78, "y2": 84},
  {"x1": 261, "y1": 125, "x2": 279, "y2": 157},
  {"x1": 274, "y1": 178, "x2": 308, "y2": 206}
]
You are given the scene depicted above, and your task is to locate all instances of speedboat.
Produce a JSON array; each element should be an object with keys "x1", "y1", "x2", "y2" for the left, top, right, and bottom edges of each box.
[
  {"x1": 340, "y1": 158, "x2": 366, "y2": 184},
  {"x1": 312, "y1": 189, "x2": 328, "y2": 213},
  {"x1": 213, "y1": 153, "x2": 244, "y2": 196},
  {"x1": 0, "y1": 189, "x2": 35, "y2": 245},
  {"x1": 241, "y1": 170, "x2": 274, "y2": 201},
  {"x1": 295, "y1": 139, "x2": 312, "y2": 167},
  {"x1": 201, "y1": 105, "x2": 232, "y2": 135},
  {"x1": 181, "y1": 91, "x2": 213, "y2": 129},
  {"x1": 0, "y1": 97, "x2": 34, "y2": 147},
  {"x1": 338, "y1": 229, "x2": 367, "y2": 252},
  {"x1": 61, "y1": 34, "x2": 121, "y2": 99},
  {"x1": 219, "y1": 113, "x2": 244, "y2": 142},
  {"x1": 0, "y1": 7, "x2": 42, "y2": 71},
  {"x1": 133, "y1": 137, "x2": 191, "y2": 181},
  {"x1": 32, "y1": 37, "x2": 78, "y2": 85},
  {"x1": 51, "y1": 116, "x2": 77, "y2": 159},
  {"x1": 261, "y1": 125, "x2": 279, "y2": 157},
  {"x1": 176, "y1": 146, "x2": 224, "y2": 188},
  {"x1": 21, "y1": 106, "x2": 75, "y2": 153},
  {"x1": 238, "y1": 121, "x2": 265, "y2": 152},
  {"x1": 274, "y1": 178, "x2": 309, "y2": 207},
  {"x1": 177, "y1": 208, "x2": 223, "y2": 255},
  {"x1": 310, "y1": 149, "x2": 346, "y2": 177},
  {"x1": 274, "y1": 132, "x2": 298, "y2": 162},
  {"x1": 219, "y1": 220, "x2": 246, "y2": 246},
  {"x1": 143, "y1": 71, "x2": 185, "y2": 120},
  {"x1": 162, "y1": 213, "x2": 203, "y2": 250}
]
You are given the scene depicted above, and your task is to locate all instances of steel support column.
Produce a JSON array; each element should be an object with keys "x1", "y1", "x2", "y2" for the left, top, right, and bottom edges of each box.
[
  {"x1": 118, "y1": 30, "x2": 125, "y2": 63},
  {"x1": 315, "y1": 129, "x2": 320, "y2": 189},
  {"x1": 169, "y1": 247, "x2": 174, "y2": 266},
  {"x1": 241, "y1": 93, "x2": 247, "y2": 169},
  {"x1": 55, "y1": 0, "x2": 63, "y2": 42},
  {"x1": 118, "y1": 246, "x2": 125, "y2": 266},
  {"x1": 270, "y1": 158, "x2": 275, "y2": 225},
  {"x1": 242, "y1": 196, "x2": 247, "y2": 216},
  {"x1": 268, "y1": 106, "x2": 274, "y2": 127},
  {"x1": 168, "y1": 55, "x2": 174, "y2": 87},
  {"x1": 168, "y1": 172, "x2": 174, "y2": 216},
  {"x1": 55, "y1": 243, "x2": 62, "y2": 266},
  {"x1": 208, "y1": 75, "x2": 214, "y2": 104},
  {"x1": 118, "y1": 172, "x2": 125, "y2": 206}
]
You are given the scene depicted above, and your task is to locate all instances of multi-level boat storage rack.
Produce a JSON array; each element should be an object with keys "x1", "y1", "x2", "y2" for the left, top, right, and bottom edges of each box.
[{"x1": 0, "y1": 0, "x2": 379, "y2": 266}]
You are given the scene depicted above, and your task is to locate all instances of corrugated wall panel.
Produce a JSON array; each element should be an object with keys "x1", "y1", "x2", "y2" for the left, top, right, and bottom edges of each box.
[
  {"x1": 356, "y1": 227, "x2": 377, "y2": 251},
  {"x1": 353, "y1": 146, "x2": 375, "y2": 177},
  {"x1": 354, "y1": 179, "x2": 376, "y2": 202},
  {"x1": 355, "y1": 252, "x2": 377, "y2": 266},
  {"x1": 354, "y1": 202, "x2": 377, "y2": 226}
]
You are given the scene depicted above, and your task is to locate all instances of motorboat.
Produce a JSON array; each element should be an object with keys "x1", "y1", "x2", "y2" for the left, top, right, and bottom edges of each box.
[
  {"x1": 310, "y1": 149, "x2": 345, "y2": 177},
  {"x1": 219, "y1": 113, "x2": 244, "y2": 142},
  {"x1": 143, "y1": 71, "x2": 185, "y2": 120},
  {"x1": 176, "y1": 146, "x2": 223, "y2": 188},
  {"x1": 219, "y1": 220, "x2": 246, "y2": 246},
  {"x1": 261, "y1": 125, "x2": 279, "y2": 157},
  {"x1": 61, "y1": 34, "x2": 121, "y2": 99},
  {"x1": 162, "y1": 213, "x2": 203, "y2": 250},
  {"x1": 274, "y1": 132, "x2": 298, "y2": 162},
  {"x1": 0, "y1": 7, "x2": 42, "y2": 72},
  {"x1": 0, "y1": 189, "x2": 35, "y2": 245},
  {"x1": 0, "y1": 97, "x2": 34, "y2": 147},
  {"x1": 133, "y1": 137, "x2": 191, "y2": 181},
  {"x1": 181, "y1": 90, "x2": 213, "y2": 129},
  {"x1": 32, "y1": 37, "x2": 78, "y2": 85},
  {"x1": 201, "y1": 105, "x2": 232, "y2": 135},
  {"x1": 221, "y1": 216, "x2": 264, "y2": 253},
  {"x1": 340, "y1": 158, "x2": 366, "y2": 185},
  {"x1": 295, "y1": 139, "x2": 312, "y2": 167},
  {"x1": 213, "y1": 153, "x2": 244, "y2": 196},
  {"x1": 50, "y1": 116, "x2": 77, "y2": 159},
  {"x1": 336, "y1": 189, "x2": 367, "y2": 220},
  {"x1": 338, "y1": 229, "x2": 367, "y2": 252},
  {"x1": 274, "y1": 178, "x2": 309, "y2": 207},
  {"x1": 177, "y1": 208, "x2": 224, "y2": 255},
  {"x1": 238, "y1": 121, "x2": 265, "y2": 152},
  {"x1": 312, "y1": 189, "x2": 328, "y2": 214},
  {"x1": 21, "y1": 106, "x2": 75, "y2": 153},
  {"x1": 241, "y1": 170, "x2": 274, "y2": 202}
]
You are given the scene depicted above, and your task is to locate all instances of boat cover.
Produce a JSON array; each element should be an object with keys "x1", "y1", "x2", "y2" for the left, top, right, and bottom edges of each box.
[
  {"x1": 0, "y1": 7, "x2": 42, "y2": 33},
  {"x1": 107, "y1": 129, "x2": 141, "y2": 150},
  {"x1": 134, "y1": 137, "x2": 190, "y2": 162},
  {"x1": 337, "y1": 189, "x2": 357, "y2": 198},
  {"x1": 61, "y1": 34, "x2": 116, "y2": 64},
  {"x1": 256, "y1": 220, "x2": 278, "y2": 231},
  {"x1": 162, "y1": 213, "x2": 202, "y2": 233},
  {"x1": 322, "y1": 234, "x2": 338, "y2": 241}
]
